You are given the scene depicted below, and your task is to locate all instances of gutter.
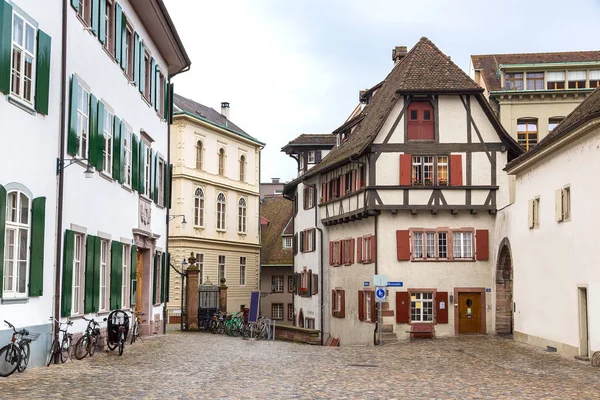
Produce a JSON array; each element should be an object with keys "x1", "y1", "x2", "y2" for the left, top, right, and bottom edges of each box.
[
  {"x1": 53, "y1": 0, "x2": 69, "y2": 344},
  {"x1": 156, "y1": 0, "x2": 192, "y2": 71},
  {"x1": 173, "y1": 111, "x2": 265, "y2": 146},
  {"x1": 304, "y1": 181, "x2": 324, "y2": 345}
]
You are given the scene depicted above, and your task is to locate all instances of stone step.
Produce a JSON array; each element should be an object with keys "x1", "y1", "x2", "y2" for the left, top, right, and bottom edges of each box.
[
  {"x1": 381, "y1": 324, "x2": 394, "y2": 332},
  {"x1": 380, "y1": 332, "x2": 398, "y2": 344}
]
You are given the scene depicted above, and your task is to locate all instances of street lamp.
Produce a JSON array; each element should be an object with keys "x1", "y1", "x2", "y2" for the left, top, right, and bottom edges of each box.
[
  {"x1": 168, "y1": 214, "x2": 187, "y2": 227},
  {"x1": 56, "y1": 157, "x2": 94, "y2": 178}
]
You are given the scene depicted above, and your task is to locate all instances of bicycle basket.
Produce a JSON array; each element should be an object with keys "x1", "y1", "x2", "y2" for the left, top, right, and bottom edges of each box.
[
  {"x1": 22, "y1": 332, "x2": 41, "y2": 342},
  {"x1": 107, "y1": 310, "x2": 130, "y2": 343}
]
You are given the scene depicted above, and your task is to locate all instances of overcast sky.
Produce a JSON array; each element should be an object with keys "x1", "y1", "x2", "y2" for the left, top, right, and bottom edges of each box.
[{"x1": 164, "y1": 0, "x2": 600, "y2": 183}]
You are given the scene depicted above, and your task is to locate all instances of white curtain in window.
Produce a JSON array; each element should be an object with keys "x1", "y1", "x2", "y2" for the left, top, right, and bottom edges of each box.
[
  {"x1": 547, "y1": 71, "x2": 565, "y2": 82},
  {"x1": 568, "y1": 71, "x2": 586, "y2": 80},
  {"x1": 589, "y1": 70, "x2": 600, "y2": 80}
]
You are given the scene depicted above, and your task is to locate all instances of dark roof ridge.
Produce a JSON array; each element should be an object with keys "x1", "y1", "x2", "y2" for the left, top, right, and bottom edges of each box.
[{"x1": 472, "y1": 49, "x2": 600, "y2": 58}]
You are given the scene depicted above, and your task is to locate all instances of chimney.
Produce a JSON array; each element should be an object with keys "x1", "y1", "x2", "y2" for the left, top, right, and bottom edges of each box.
[
  {"x1": 271, "y1": 178, "x2": 280, "y2": 184},
  {"x1": 359, "y1": 89, "x2": 368, "y2": 104},
  {"x1": 392, "y1": 46, "x2": 407, "y2": 64},
  {"x1": 220, "y1": 102, "x2": 230, "y2": 119}
]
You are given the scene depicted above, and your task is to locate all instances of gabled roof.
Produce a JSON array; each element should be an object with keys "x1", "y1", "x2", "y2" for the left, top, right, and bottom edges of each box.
[
  {"x1": 300, "y1": 37, "x2": 518, "y2": 179},
  {"x1": 506, "y1": 87, "x2": 600, "y2": 172},
  {"x1": 471, "y1": 51, "x2": 600, "y2": 92},
  {"x1": 260, "y1": 196, "x2": 293, "y2": 266},
  {"x1": 281, "y1": 134, "x2": 337, "y2": 153},
  {"x1": 173, "y1": 94, "x2": 265, "y2": 146}
]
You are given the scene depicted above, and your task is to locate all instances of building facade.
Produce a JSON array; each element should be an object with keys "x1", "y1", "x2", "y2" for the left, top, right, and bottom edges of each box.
[
  {"x1": 259, "y1": 195, "x2": 293, "y2": 325},
  {"x1": 288, "y1": 39, "x2": 523, "y2": 346},
  {"x1": 168, "y1": 95, "x2": 264, "y2": 314},
  {"x1": 470, "y1": 51, "x2": 600, "y2": 150},
  {"x1": 260, "y1": 178, "x2": 285, "y2": 199}
]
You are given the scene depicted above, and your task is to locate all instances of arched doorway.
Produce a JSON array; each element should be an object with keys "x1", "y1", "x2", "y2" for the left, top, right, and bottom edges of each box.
[
  {"x1": 496, "y1": 239, "x2": 513, "y2": 335},
  {"x1": 298, "y1": 309, "x2": 304, "y2": 328}
]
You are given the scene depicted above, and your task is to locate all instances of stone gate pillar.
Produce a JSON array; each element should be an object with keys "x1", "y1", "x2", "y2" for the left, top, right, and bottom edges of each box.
[
  {"x1": 185, "y1": 252, "x2": 199, "y2": 330},
  {"x1": 219, "y1": 278, "x2": 228, "y2": 313}
]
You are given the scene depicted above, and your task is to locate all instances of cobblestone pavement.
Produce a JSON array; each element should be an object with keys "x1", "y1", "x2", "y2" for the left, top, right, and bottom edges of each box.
[{"x1": 1, "y1": 330, "x2": 600, "y2": 399}]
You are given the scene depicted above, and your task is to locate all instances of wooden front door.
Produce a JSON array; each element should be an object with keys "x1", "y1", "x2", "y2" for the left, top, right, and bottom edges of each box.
[
  {"x1": 135, "y1": 250, "x2": 144, "y2": 315},
  {"x1": 458, "y1": 292, "x2": 482, "y2": 334}
]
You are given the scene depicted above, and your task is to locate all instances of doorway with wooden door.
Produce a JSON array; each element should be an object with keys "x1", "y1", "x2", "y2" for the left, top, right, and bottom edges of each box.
[
  {"x1": 458, "y1": 292, "x2": 483, "y2": 334},
  {"x1": 135, "y1": 250, "x2": 144, "y2": 315}
]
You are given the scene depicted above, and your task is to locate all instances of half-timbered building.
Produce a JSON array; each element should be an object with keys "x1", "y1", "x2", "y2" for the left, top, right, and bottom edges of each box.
[{"x1": 296, "y1": 38, "x2": 522, "y2": 345}]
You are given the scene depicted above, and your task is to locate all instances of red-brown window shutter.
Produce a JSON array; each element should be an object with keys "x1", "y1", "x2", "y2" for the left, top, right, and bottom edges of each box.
[
  {"x1": 340, "y1": 290, "x2": 345, "y2": 318},
  {"x1": 329, "y1": 242, "x2": 333, "y2": 265},
  {"x1": 357, "y1": 237, "x2": 363, "y2": 263},
  {"x1": 396, "y1": 292, "x2": 410, "y2": 323},
  {"x1": 340, "y1": 176, "x2": 345, "y2": 196},
  {"x1": 396, "y1": 230, "x2": 410, "y2": 261},
  {"x1": 331, "y1": 290, "x2": 336, "y2": 314},
  {"x1": 436, "y1": 292, "x2": 449, "y2": 324},
  {"x1": 351, "y1": 170, "x2": 356, "y2": 191},
  {"x1": 476, "y1": 230, "x2": 489, "y2": 260},
  {"x1": 370, "y1": 235, "x2": 376, "y2": 262},
  {"x1": 325, "y1": 182, "x2": 330, "y2": 201},
  {"x1": 350, "y1": 238, "x2": 355, "y2": 264},
  {"x1": 370, "y1": 294, "x2": 376, "y2": 322},
  {"x1": 341, "y1": 240, "x2": 346, "y2": 265},
  {"x1": 450, "y1": 155, "x2": 463, "y2": 186},
  {"x1": 399, "y1": 154, "x2": 412, "y2": 186},
  {"x1": 308, "y1": 269, "x2": 313, "y2": 294},
  {"x1": 338, "y1": 241, "x2": 343, "y2": 266},
  {"x1": 321, "y1": 183, "x2": 326, "y2": 202},
  {"x1": 358, "y1": 291, "x2": 365, "y2": 321}
]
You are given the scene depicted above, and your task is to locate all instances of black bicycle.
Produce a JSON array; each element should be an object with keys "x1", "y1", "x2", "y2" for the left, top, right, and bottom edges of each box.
[
  {"x1": 74, "y1": 317, "x2": 101, "y2": 360},
  {"x1": 129, "y1": 311, "x2": 145, "y2": 345},
  {"x1": 104, "y1": 310, "x2": 129, "y2": 356},
  {"x1": 0, "y1": 320, "x2": 39, "y2": 377},
  {"x1": 46, "y1": 318, "x2": 73, "y2": 366}
]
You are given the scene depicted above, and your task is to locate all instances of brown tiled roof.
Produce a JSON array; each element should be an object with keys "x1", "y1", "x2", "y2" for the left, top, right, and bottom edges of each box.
[
  {"x1": 173, "y1": 93, "x2": 265, "y2": 145},
  {"x1": 506, "y1": 87, "x2": 600, "y2": 171},
  {"x1": 302, "y1": 37, "x2": 493, "y2": 178},
  {"x1": 260, "y1": 196, "x2": 293, "y2": 265},
  {"x1": 471, "y1": 51, "x2": 600, "y2": 92},
  {"x1": 281, "y1": 134, "x2": 337, "y2": 151}
]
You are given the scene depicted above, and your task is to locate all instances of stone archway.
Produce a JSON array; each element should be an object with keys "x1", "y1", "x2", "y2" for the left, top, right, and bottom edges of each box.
[
  {"x1": 495, "y1": 238, "x2": 513, "y2": 335},
  {"x1": 298, "y1": 308, "x2": 304, "y2": 328}
]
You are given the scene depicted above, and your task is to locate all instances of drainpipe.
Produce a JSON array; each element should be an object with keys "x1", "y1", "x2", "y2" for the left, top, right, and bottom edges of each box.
[
  {"x1": 304, "y1": 182, "x2": 323, "y2": 344},
  {"x1": 282, "y1": 190, "x2": 296, "y2": 326},
  {"x1": 53, "y1": 0, "x2": 69, "y2": 343}
]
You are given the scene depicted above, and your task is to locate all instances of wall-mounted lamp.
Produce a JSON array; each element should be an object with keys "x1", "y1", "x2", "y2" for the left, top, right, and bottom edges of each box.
[
  {"x1": 449, "y1": 294, "x2": 454, "y2": 304},
  {"x1": 56, "y1": 157, "x2": 94, "y2": 178},
  {"x1": 168, "y1": 214, "x2": 187, "y2": 227}
]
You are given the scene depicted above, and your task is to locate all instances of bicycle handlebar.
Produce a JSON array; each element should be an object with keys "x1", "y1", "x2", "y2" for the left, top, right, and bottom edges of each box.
[
  {"x1": 51, "y1": 317, "x2": 73, "y2": 327},
  {"x1": 4, "y1": 320, "x2": 28, "y2": 336}
]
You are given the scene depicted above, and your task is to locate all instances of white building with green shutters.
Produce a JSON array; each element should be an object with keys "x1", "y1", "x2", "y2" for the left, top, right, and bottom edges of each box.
[{"x1": 0, "y1": 0, "x2": 190, "y2": 368}]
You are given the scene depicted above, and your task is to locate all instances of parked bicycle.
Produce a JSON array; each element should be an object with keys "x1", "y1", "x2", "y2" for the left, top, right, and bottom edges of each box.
[
  {"x1": 129, "y1": 311, "x2": 145, "y2": 345},
  {"x1": 0, "y1": 320, "x2": 39, "y2": 377},
  {"x1": 46, "y1": 318, "x2": 73, "y2": 366},
  {"x1": 104, "y1": 310, "x2": 129, "y2": 356},
  {"x1": 74, "y1": 316, "x2": 101, "y2": 360}
]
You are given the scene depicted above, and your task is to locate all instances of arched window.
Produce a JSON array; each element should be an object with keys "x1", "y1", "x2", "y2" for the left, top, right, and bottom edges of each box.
[
  {"x1": 239, "y1": 155, "x2": 246, "y2": 182},
  {"x1": 517, "y1": 118, "x2": 538, "y2": 151},
  {"x1": 238, "y1": 198, "x2": 247, "y2": 233},
  {"x1": 216, "y1": 192, "x2": 226, "y2": 230},
  {"x1": 407, "y1": 101, "x2": 434, "y2": 141},
  {"x1": 218, "y1": 148, "x2": 225, "y2": 176},
  {"x1": 4, "y1": 191, "x2": 31, "y2": 295},
  {"x1": 196, "y1": 141, "x2": 203, "y2": 170},
  {"x1": 548, "y1": 117, "x2": 564, "y2": 132},
  {"x1": 194, "y1": 188, "x2": 205, "y2": 226}
]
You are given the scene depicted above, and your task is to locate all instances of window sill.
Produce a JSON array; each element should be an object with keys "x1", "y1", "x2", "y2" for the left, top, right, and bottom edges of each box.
[
  {"x1": 7, "y1": 96, "x2": 37, "y2": 115},
  {"x1": 141, "y1": 94, "x2": 152, "y2": 107},
  {"x1": 216, "y1": 229, "x2": 226, "y2": 233},
  {"x1": 411, "y1": 258, "x2": 474, "y2": 262},
  {"x1": 99, "y1": 172, "x2": 114, "y2": 183},
  {"x1": 102, "y1": 46, "x2": 117, "y2": 63},
  {"x1": 193, "y1": 225, "x2": 205, "y2": 230},
  {"x1": 96, "y1": 310, "x2": 111, "y2": 317},
  {"x1": 238, "y1": 232, "x2": 247, "y2": 236},
  {"x1": 1, "y1": 297, "x2": 29, "y2": 305},
  {"x1": 121, "y1": 184, "x2": 133, "y2": 193}
]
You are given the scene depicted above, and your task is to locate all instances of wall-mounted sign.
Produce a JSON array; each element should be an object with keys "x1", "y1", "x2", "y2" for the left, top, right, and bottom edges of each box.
[
  {"x1": 364, "y1": 282, "x2": 370, "y2": 287},
  {"x1": 387, "y1": 282, "x2": 403, "y2": 287},
  {"x1": 486, "y1": 288, "x2": 492, "y2": 292}
]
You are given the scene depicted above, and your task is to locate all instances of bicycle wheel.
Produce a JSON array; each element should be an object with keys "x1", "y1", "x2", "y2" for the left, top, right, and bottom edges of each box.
[
  {"x1": 17, "y1": 342, "x2": 30, "y2": 372},
  {"x1": 74, "y1": 335, "x2": 89, "y2": 360},
  {"x1": 118, "y1": 333, "x2": 124, "y2": 356},
  {"x1": 88, "y1": 333, "x2": 98, "y2": 357},
  {"x1": 130, "y1": 322, "x2": 138, "y2": 345},
  {"x1": 0, "y1": 344, "x2": 20, "y2": 377},
  {"x1": 46, "y1": 339, "x2": 58, "y2": 366},
  {"x1": 60, "y1": 336, "x2": 71, "y2": 363}
]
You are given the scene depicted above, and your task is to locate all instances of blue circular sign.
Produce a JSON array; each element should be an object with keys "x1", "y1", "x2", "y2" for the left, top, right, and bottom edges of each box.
[{"x1": 376, "y1": 288, "x2": 385, "y2": 299}]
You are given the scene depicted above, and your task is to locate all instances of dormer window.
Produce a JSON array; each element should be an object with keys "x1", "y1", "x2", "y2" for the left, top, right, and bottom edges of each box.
[
  {"x1": 504, "y1": 72, "x2": 524, "y2": 90},
  {"x1": 547, "y1": 72, "x2": 565, "y2": 90},
  {"x1": 308, "y1": 151, "x2": 315, "y2": 164},
  {"x1": 568, "y1": 71, "x2": 586, "y2": 89},
  {"x1": 526, "y1": 72, "x2": 544, "y2": 90},
  {"x1": 407, "y1": 102, "x2": 434, "y2": 141}
]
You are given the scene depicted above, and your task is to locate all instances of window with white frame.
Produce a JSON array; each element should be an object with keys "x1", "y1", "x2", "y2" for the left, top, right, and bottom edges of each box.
[
  {"x1": 272, "y1": 303, "x2": 283, "y2": 320},
  {"x1": 158, "y1": 73, "x2": 165, "y2": 117},
  {"x1": 307, "y1": 151, "x2": 315, "y2": 164},
  {"x1": 305, "y1": 229, "x2": 315, "y2": 252},
  {"x1": 283, "y1": 236, "x2": 292, "y2": 249},
  {"x1": 216, "y1": 193, "x2": 226, "y2": 231},
  {"x1": 410, "y1": 292, "x2": 433, "y2": 322},
  {"x1": 3, "y1": 191, "x2": 30, "y2": 296},
  {"x1": 125, "y1": 24, "x2": 133, "y2": 79},
  {"x1": 218, "y1": 255, "x2": 225, "y2": 284},
  {"x1": 158, "y1": 158, "x2": 164, "y2": 206},
  {"x1": 568, "y1": 71, "x2": 586, "y2": 89},
  {"x1": 196, "y1": 141, "x2": 203, "y2": 170},
  {"x1": 452, "y1": 232, "x2": 473, "y2": 259},
  {"x1": 143, "y1": 51, "x2": 150, "y2": 101},
  {"x1": 299, "y1": 155, "x2": 304, "y2": 169},
  {"x1": 99, "y1": 240, "x2": 109, "y2": 311},
  {"x1": 72, "y1": 233, "x2": 84, "y2": 314},
  {"x1": 362, "y1": 236, "x2": 373, "y2": 263},
  {"x1": 123, "y1": 128, "x2": 132, "y2": 187},
  {"x1": 154, "y1": 253, "x2": 161, "y2": 304},
  {"x1": 412, "y1": 231, "x2": 448, "y2": 259},
  {"x1": 238, "y1": 198, "x2": 247, "y2": 233},
  {"x1": 196, "y1": 253, "x2": 204, "y2": 285},
  {"x1": 194, "y1": 188, "x2": 205, "y2": 227},
  {"x1": 104, "y1": 0, "x2": 114, "y2": 56},
  {"x1": 365, "y1": 291, "x2": 372, "y2": 321},
  {"x1": 103, "y1": 108, "x2": 114, "y2": 174},
  {"x1": 239, "y1": 155, "x2": 246, "y2": 181},
  {"x1": 76, "y1": 82, "x2": 90, "y2": 158},
  {"x1": 218, "y1": 148, "x2": 225, "y2": 176},
  {"x1": 121, "y1": 244, "x2": 130, "y2": 308},
  {"x1": 77, "y1": 0, "x2": 91, "y2": 25},
  {"x1": 239, "y1": 257, "x2": 246, "y2": 285},
  {"x1": 288, "y1": 304, "x2": 293, "y2": 320},
  {"x1": 11, "y1": 11, "x2": 36, "y2": 104},
  {"x1": 547, "y1": 71, "x2": 566, "y2": 90},
  {"x1": 305, "y1": 317, "x2": 315, "y2": 329},
  {"x1": 272, "y1": 275, "x2": 284, "y2": 293},
  {"x1": 144, "y1": 147, "x2": 151, "y2": 197},
  {"x1": 303, "y1": 186, "x2": 314, "y2": 209}
]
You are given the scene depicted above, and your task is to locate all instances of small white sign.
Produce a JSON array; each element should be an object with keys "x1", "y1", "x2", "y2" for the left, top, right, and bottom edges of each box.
[
  {"x1": 440, "y1": 301, "x2": 446, "y2": 310},
  {"x1": 373, "y1": 274, "x2": 388, "y2": 287}
]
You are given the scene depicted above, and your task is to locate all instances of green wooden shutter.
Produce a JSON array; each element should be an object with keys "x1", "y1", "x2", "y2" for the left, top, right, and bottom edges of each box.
[
  {"x1": 29, "y1": 197, "x2": 46, "y2": 297},
  {"x1": 67, "y1": 75, "x2": 79, "y2": 156},
  {"x1": 163, "y1": 79, "x2": 168, "y2": 120},
  {"x1": 71, "y1": 0, "x2": 79, "y2": 11},
  {"x1": 168, "y1": 83, "x2": 174, "y2": 124},
  {"x1": 168, "y1": 164, "x2": 173, "y2": 209},
  {"x1": 97, "y1": 101, "x2": 105, "y2": 171},
  {"x1": 89, "y1": 94, "x2": 98, "y2": 168},
  {"x1": 0, "y1": 1, "x2": 11, "y2": 94},
  {"x1": 148, "y1": 148, "x2": 153, "y2": 200},
  {"x1": 139, "y1": 42, "x2": 145, "y2": 95},
  {"x1": 139, "y1": 141, "x2": 145, "y2": 194},
  {"x1": 110, "y1": 241, "x2": 122, "y2": 310},
  {"x1": 152, "y1": 150, "x2": 158, "y2": 203},
  {"x1": 152, "y1": 252, "x2": 158, "y2": 304},
  {"x1": 150, "y1": 57, "x2": 156, "y2": 107},
  {"x1": 84, "y1": 235, "x2": 96, "y2": 313},
  {"x1": 34, "y1": 30, "x2": 51, "y2": 115},
  {"x1": 165, "y1": 253, "x2": 170, "y2": 302},
  {"x1": 161, "y1": 252, "x2": 166, "y2": 303},
  {"x1": 91, "y1": 236, "x2": 101, "y2": 312},
  {"x1": 61, "y1": 230, "x2": 75, "y2": 317},
  {"x1": 120, "y1": 8, "x2": 127, "y2": 70},
  {"x1": 114, "y1": 2, "x2": 122, "y2": 64},
  {"x1": 91, "y1": 0, "x2": 99, "y2": 36},
  {"x1": 163, "y1": 162, "x2": 168, "y2": 207},
  {"x1": 131, "y1": 134, "x2": 139, "y2": 191},
  {"x1": 98, "y1": 0, "x2": 106, "y2": 45},
  {"x1": 112, "y1": 116, "x2": 121, "y2": 181},
  {"x1": 119, "y1": 123, "x2": 125, "y2": 184},
  {"x1": 0, "y1": 184, "x2": 6, "y2": 298},
  {"x1": 133, "y1": 32, "x2": 140, "y2": 87},
  {"x1": 154, "y1": 65, "x2": 159, "y2": 112}
]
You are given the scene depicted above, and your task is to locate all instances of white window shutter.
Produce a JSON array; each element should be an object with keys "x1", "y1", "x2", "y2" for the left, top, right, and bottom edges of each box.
[
  {"x1": 555, "y1": 189, "x2": 563, "y2": 222},
  {"x1": 528, "y1": 199, "x2": 534, "y2": 228}
]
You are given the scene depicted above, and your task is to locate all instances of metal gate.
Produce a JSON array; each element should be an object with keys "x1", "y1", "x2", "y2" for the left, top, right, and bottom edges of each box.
[{"x1": 198, "y1": 283, "x2": 219, "y2": 327}]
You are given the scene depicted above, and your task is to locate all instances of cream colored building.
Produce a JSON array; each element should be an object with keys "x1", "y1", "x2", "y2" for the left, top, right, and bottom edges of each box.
[
  {"x1": 470, "y1": 51, "x2": 600, "y2": 150},
  {"x1": 168, "y1": 94, "x2": 264, "y2": 313}
]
